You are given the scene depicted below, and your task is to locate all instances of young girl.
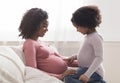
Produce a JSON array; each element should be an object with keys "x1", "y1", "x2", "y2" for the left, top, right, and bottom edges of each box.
[
  {"x1": 18, "y1": 8, "x2": 77, "y2": 80},
  {"x1": 64, "y1": 5, "x2": 106, "y2": 83}
]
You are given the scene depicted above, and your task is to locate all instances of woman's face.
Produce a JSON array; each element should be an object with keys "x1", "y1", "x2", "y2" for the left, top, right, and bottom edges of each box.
[{"x1": 36, "y1": 20, "x2": 49, "y2": 37}]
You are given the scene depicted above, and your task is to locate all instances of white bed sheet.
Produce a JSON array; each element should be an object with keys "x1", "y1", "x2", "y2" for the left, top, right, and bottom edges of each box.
[{"x1": 25, "y1": 67, "x2": 64, "y2": 83}]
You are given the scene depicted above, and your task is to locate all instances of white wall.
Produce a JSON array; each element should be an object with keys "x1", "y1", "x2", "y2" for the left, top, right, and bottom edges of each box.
[
  {"x1": 84, "y1": 0, "x2": 120, "y2": 41},
  {"x1": 0, "y1": 0, "x2": 120, "y2": 41},
  {"x1": 103, "y1": 42, "x2": 120, "y2": 83}
]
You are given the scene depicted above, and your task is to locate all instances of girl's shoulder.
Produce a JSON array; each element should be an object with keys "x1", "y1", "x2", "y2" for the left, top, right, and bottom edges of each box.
[
  {"x1": 87, "y1": 32, "x2": 102, "y2": 39},
  {"x1": 86, "y1": 32, "x2": 103, "y2": 44}
]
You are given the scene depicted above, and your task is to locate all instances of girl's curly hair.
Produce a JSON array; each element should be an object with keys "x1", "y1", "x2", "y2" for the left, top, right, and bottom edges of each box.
[{"x1": 71, "y1": 5, "x2": 101, "y2": 29}]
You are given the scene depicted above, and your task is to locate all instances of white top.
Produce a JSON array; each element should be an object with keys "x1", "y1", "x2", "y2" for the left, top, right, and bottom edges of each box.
[{"x1": 77, "y1": 32, "x2": 104, "y2": 78}]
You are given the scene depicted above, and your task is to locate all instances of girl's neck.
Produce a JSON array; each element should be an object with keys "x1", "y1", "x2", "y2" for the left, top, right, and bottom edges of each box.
[{"x1": 87, "y1": 28, "x2": 96, "y2": 35}]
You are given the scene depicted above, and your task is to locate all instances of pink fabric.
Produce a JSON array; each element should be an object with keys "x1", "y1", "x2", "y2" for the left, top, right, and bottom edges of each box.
[{"x1": 23, "y1": 39, "x2": 78, "y2": 79}]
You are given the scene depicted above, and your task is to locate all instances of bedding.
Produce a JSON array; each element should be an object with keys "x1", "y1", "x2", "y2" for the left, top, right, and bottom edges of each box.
[
  {"x1": 25, "y1": 67, "x2": 63, "y2": 83},
  {"x1": 10, "y1": 45, "x2": 25, "y2": 64},
  {"x1": 0, "y1": 46, "x2": 64, "y2": 83},
  {"x1": 0, "y1": 46, "x2": 25, "y2": 83}
]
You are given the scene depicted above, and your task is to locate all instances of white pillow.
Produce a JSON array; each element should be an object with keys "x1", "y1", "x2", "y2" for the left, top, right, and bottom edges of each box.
[
  {"x1": 0, "y1": 46, "x2": 25, "y2": 83},
  {"x1": 25, "y1": 67, "x2": 64, "y2": 83},
  {"x1": 10, "y1": 45, "x2": 25, "y2": 64},
  {"x1": 0, "y1": 56, "x2": 24, "y2": 83}
]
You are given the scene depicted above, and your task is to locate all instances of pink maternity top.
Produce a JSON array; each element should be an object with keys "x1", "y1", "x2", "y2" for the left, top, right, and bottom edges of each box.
[{"x1": 23, "y1": 39, "x2": 68, "y2": 75}]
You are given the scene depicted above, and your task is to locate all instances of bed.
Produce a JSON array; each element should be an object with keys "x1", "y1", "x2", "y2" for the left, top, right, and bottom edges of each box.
[{"x1": 0, "y1": 46, "x2": 63, "y2": 83}]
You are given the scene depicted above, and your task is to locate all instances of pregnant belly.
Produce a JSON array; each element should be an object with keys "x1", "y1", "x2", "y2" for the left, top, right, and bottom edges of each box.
[{"x1": 37, "y1": 55, "x2": 67, "y2": 74}]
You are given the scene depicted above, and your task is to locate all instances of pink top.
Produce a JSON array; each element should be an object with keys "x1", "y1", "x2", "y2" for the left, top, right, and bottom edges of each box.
[{"x1": 23, "y1": 39, "x2": 78, "y2": 79}]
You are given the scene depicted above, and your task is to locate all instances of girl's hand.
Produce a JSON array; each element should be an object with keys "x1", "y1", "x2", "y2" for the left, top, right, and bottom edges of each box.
[
  {"x1": 64, "y1": 56, "x2": 75, "y2": 64},
  {"x1": 79, "y1": 74, "x2": 89, "y2": 83}
]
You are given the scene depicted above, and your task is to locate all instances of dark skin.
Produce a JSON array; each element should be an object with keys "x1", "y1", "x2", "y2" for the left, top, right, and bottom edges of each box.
[
  {"x1": 86, "y1": 28, "x2": 96, "y2": 35},
  {"x1": 73, "y1": 23, "x2": 96, "y2": 35},
  {"x1": 30, "y1": 20, "x2": 49, "y2": 41}
]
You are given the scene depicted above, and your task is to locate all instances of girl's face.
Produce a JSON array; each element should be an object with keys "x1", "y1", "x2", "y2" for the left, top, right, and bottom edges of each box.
[
  {"x1": 73, "y1": 23, "x2": 88, "y2": 35},
  {"x1": 36, "y1": 20, "x2": 48, "y2": 37}
]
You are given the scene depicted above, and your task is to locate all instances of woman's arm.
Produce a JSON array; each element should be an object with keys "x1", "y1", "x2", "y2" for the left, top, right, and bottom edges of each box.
[{"x1": 23, "y1": 41, "x2": 37, "y2": 68}]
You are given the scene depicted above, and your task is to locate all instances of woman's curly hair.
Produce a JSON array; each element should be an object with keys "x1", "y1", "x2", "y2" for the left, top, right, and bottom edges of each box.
[{"x1": 19, "y1": 8, "x2": 48, "y2": 39}]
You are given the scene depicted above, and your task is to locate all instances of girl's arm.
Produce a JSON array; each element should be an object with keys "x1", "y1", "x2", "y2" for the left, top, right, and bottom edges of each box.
[
  {"x1": 84, "y1": 36, "x2": 103, "y2": 78},
  {"x1": 63, "y1": 55, "x2": 78, "y2": 67}
]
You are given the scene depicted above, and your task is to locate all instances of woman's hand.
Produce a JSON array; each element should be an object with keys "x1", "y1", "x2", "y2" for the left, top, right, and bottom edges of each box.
[
  {"x1": 62, "y1": 69, "x2": 77, "y2": 77},
  {"x1": 79, "y1": 74, "x2": 89, "y2": 83}
]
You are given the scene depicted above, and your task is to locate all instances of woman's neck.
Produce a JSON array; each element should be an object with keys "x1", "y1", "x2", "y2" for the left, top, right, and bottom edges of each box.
[{"x1": 30, "y1": 35, "x2": 38, "y2": 41}]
